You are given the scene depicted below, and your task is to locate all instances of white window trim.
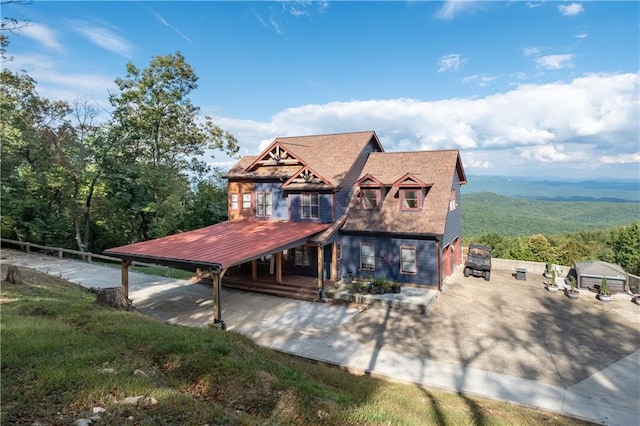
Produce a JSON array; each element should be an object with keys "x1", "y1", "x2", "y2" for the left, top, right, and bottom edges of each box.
[
  {"x1": 360, "y1": 243, "x2": 375, "y2": 271},
  {"x1": 242, "y1": 192, "x2": 251, "y2": 211},
  {"x1": 301, "y1": 193, "x2": 320, "y2": 219},
  {"x1": 256, "y1": 192, "x2": 272, "y2": 217},
  {"x1": 400, "y1": 246, "x2": 417, "y2": 275},
  {"x1": 230, "y1": 193, "x2": 239, "y2": 210}
]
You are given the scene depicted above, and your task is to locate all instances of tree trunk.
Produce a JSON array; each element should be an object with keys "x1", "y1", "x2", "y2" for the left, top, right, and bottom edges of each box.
[
  {"x1": 94, "y1": 287, "x2": 134, "y2": 311},
  {"x1": 5, "y1": 266, "x2": 22, "y2": 285}
]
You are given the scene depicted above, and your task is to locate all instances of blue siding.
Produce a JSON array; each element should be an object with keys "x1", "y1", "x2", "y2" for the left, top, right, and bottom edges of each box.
[
  {"x1": 340, "y1": 234, "x2": 437, "y2": 286},
  {"x1": 443, "y1": 172, "x2": 462, "y2": 247},
  {"x1": 289, "y1": 193, "x2": 334, "y2": 223},
  {"x1": 254, "y1": 181, "x2": 288, "y2": 220}
]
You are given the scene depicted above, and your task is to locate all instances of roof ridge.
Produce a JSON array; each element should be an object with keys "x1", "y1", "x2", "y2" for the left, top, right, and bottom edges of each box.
[{"x1": 276, "y1": 130, "x2": 375, "y2": 140}]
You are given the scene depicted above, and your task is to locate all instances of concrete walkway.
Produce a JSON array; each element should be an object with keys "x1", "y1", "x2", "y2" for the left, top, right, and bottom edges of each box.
[{"x1": 2, "y1": 249, "x2": 638, "y2": 426}]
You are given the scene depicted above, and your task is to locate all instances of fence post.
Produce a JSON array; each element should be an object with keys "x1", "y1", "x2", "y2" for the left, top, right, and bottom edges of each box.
[
  {"x1": 58, "y1": 249, "x2": 63, "y2": 258},
  {"x1": 25, "y1": 242, "x2": 30, "y2": 253}
]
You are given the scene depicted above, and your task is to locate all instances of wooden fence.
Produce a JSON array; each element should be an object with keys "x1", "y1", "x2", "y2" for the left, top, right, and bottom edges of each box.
[{"x1": 0, "y1": 238, "x2": 171, "y2": 275}]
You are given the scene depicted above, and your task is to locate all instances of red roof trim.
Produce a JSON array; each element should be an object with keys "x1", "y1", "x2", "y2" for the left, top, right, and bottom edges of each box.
[
  {"x1": 355, "y1": 173, "x2": 385, "y2": 188},
  {"x1": 392, "y1": 173, "x2": 429, "y2": 188}
]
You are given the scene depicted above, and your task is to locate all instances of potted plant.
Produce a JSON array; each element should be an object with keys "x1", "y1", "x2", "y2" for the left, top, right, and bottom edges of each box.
[
  {"x1": 543, "y1": 262, "x2": 554, "y2": 279},
  {"x1": 358, "y1": 282, "x2": 369, "y2": 294},
  {"x1": 391, "y1": 282, "x2": 402, "y2": 293},
  {"x1": 597, "y1": 277, "x2": 612, "y2": 302},
  {"x1": 566, "y1": 276, "x2": 579, "y2": 300},
  {"x1": 546, "y1": 269, "x2": 559, "y2": 293},
  {"x1": 633, "y1": 293, "x2": 640, "y2": 306}
]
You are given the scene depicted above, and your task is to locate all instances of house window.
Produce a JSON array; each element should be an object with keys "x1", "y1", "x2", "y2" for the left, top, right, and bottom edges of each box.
[
  {"x1": 360, "y1": 243, "x2": 375, "y2": 271},
  {"x1": 361, "y1": 189, "x2": 378, "y2": 209},
  {"x1": 242, "y1": 193, "x2": 251, "y2": 210},
  {"x1": 400, "y1": 247, "x2": 417, "y2": 274},
  {"x1": 256, "y1": 192, "x2": 272, "y2": 217},
  {"x1": 302, "y1": 193, "x2": 319, "y2": 219},
  {"x1": 230, "y1": 193, "x2": 239, "y2": 210},
  {"x1": 337, "y1": 242, "x2": 342, "y2": 260},
  {"x1": 449, "y1": 189, "x2": 457, "y2": 211},
  {"x1": 401, "y1": 189, "x2": 420, "y2": 210},
  {"x1": 295, "y1": 246, "x2": 310, "y2": 267}
]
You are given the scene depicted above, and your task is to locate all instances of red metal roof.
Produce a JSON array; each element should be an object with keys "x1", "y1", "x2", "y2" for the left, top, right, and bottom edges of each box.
[{"x1": 104, "y1": 220, "x2": 330, "y2": 272}]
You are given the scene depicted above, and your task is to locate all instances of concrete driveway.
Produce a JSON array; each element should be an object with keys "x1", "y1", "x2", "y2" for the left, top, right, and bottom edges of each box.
[{"x1": 347, "y1": 268, "x2": 640, "y2": 388}]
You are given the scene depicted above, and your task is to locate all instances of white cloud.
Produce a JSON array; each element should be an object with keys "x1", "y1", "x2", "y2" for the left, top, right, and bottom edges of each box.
[
  {"x1": 207, "y1": 72, "x2": 639, "y2": 177},
  {"x1": 464, "y1": 158, "x2": 493, "y2": 169},
  {"x1": 536, "y1": 54, "x2": 574, "y2": 70},
  {"x1": 20, "y1": 22, "x2": 63, "y2": 51},
  {"x1": 152, "y1": 12, "x2": 191, "y2": 42},
  {"x1": 600, "y1": 153, "x2": 640, "y2": 164},
  {"x1": 576, "y1": 33, "x2": 588, "y2": 39},
  {"x1": 462, "y1": 74, "x2": 496, "y2": 86},
  {"x1": 72, "y1": 23, "x2": 134, "y2": 57},
  {"x1": 5, "y1": 53, "x2": 116, "y2": 110},
  {"x1": 281, "y1": 1, "x2": 329, "y2": 17},
  {"x1": 523, "y1": 47, "x2": 541, "y2": 57},
  {"x1": 436, "y1": 0, "x2": 485, "y2": 20},
  {"x1": 558, "y1": 3, "x2": 584, "y2": 17},
  {"x1": 438, "y1": 54, "x2": 466, "y2": 72}
]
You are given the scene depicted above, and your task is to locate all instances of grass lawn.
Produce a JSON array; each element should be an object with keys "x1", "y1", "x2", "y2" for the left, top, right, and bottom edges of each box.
[{"x1": 0, "y1": 264, "x2": 591, "y2": 426}]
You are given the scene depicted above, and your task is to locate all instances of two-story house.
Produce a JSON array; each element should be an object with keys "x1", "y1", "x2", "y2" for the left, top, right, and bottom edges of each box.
[{"x1": 105, "y1": 131, "x2": 466, "y2": 305}]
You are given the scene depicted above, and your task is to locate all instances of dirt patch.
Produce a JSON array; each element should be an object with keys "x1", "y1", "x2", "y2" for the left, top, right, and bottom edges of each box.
[{"x1": 344, "y1": 268, "x2": 640, "y2": 388}]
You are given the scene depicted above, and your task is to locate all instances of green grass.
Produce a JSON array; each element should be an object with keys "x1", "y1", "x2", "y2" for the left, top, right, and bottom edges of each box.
[{"x1": 1, "y1": 265, "x2": 591, "y2": 426}]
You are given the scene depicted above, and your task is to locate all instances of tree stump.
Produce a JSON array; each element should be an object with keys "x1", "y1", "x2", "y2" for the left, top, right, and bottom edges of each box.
[
  {"x1": 5, "y1": 265, "x2": 22, "y2": 285},
  {"x1": 94, "y1": 287, "x2": 134, "y2": 311}
]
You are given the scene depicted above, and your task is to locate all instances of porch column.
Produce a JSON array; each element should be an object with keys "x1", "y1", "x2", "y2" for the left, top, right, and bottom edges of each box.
[
  {"x1": 251, "y1": 259, "x2": 258, "y2": 280},
  {"x1": 317, "y1": 245, "x2": 324, "y2": 290},
  {"x1": 121, "y1": 259, "x2": 132, "y2": 299},
  {"x1": 211, "y1": 268, "x2": 227, "y2": 330},
  {"x1": 331, "y1": 243, "x2": 338, "y2": 281},
  {"x1": 275, "y1": 252, "x2": 283, "y2": 284}
]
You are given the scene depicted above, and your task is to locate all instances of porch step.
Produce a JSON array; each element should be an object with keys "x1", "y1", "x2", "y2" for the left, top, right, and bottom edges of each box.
[{"x1": 221, "y1": 279, "x2": 319, "y2": 302}]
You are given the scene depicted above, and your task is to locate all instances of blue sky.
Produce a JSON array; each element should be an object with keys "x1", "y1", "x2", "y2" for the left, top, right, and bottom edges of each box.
[{"x1": 3, "y1": 1, "x2": 639, "y2": 179}]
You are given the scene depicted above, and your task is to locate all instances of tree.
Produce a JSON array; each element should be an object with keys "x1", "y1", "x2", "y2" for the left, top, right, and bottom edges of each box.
[
  {"x1": 106, "y1": 52, "x2": 238, "y2": 242},
  {"x1": 610, "y1": 222, "x2": 640, "y2": 275}
]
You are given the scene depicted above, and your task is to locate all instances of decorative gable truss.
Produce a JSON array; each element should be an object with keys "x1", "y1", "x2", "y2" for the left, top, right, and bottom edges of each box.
[
  {"x1": 282, "y1": 165, "x2": 334, "y2": 189},
  {"x1": 245, "y1": 142, "x2": 303, "y2": 171}
]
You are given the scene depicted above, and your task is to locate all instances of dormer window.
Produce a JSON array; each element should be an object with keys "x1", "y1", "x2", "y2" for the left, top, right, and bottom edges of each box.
[
  {"x1": 361, "y1": 189, "x2": 379, "y2": 209},
  {"x1": 401, "y1": 189, "x2": 421, "y2": 211}
]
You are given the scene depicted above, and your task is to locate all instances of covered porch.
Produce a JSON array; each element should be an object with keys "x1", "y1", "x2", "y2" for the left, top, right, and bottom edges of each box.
[{"x1": 104, "y1": 220, "x2": 339, "y2": 327}]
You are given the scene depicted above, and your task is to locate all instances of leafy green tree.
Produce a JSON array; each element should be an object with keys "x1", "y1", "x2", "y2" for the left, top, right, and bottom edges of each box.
[
  {"x1": 609, "y1": 222, "x2": 640, "y2": 275},
  {"x1": 104, "y1": 52, "x2": 238, "y2": 243}
]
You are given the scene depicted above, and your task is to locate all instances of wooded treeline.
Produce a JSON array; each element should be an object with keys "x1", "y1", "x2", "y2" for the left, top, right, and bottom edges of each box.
[
  {"x1": 468, "y1": 223, "x2": 640, "y2": 276},
  {"x1": 1, "y1": 31, "x2": 237, "y2": 254}
]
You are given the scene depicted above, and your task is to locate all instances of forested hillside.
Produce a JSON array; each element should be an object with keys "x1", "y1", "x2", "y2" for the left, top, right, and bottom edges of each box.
[{"x1": 462, "y1": 192, "x2": 640, "y2": 239}]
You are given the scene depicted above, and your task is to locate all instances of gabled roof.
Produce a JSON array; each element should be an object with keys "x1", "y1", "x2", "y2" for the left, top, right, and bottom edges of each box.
[
  {"x1": 355, "y1": 174, "x2": 385, "y2": 188},
  {"x1": 392, "y1": 173, "x2": 430, "y2": 188},
  {"x1": 225, "y1": 131, "x2": 384, "y2": 187},
  {"x1": 342, "y1": 150, "x2": 466, "y2": 236},
  {"x1": 105, "y1": 220, "x2": 330, "y2": 272},
  {"x1": 282, "y1": 165, "x2": 335, "y2": 190}
]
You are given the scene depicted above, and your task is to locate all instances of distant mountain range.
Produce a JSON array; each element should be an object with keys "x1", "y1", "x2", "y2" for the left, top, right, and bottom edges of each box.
[{"x1": 462, "y1": 175, "x2": 640, "y2": 203}]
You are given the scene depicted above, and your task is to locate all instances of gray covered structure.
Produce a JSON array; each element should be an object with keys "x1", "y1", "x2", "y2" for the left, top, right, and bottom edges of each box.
[{"x1": 572, "y1": 261, "x2": 628, "y2": 294}]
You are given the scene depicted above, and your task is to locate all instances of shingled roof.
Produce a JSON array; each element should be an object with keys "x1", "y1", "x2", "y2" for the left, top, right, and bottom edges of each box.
[
  {"x1": 342, "y1": 150, "x2": 466, "y2": 236},
  {"x1": 225, "y1": 131, "x2": 383, "y2": 187}
]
